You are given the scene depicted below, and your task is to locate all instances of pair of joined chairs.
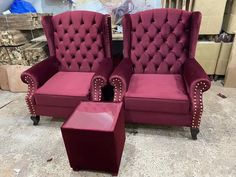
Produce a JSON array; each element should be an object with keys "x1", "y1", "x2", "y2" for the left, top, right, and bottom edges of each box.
[{"x1": 21, "y1": 9, "x2": 211, "y2": 140}]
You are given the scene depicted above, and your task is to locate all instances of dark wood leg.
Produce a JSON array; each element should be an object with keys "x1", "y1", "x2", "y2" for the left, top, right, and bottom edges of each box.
[
  {"x1": 111, "y1": 173, "x2": 118, "y2": 176},
  {"x1": 190, "y1": 127, "x2": 199, "y2": 140},
  {"x1": 72, "y1": 167, "x2": 80, "y2": 171},
  {"x1": 31, "y1": 115, "x2": 40, "y2": 126}
]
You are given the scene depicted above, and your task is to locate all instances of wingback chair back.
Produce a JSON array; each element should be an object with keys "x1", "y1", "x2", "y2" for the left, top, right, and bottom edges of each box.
[
  {"x1": 42, "y1": 11, "x2": 112, "y2": 72},
  {"x1": 123, "y1": 9, "x2": 201, "y2": 74}
]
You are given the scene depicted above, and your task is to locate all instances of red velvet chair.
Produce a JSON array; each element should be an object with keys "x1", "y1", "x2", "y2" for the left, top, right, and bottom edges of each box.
[
  {"x1": 21, "y1": 11, "x2": 113, "y2": 125},
  {"x1": 109, "y1": 9, "x2": 211, "y2": 140}
]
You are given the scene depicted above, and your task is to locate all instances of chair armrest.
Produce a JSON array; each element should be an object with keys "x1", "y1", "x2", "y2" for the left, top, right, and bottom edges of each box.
[
  {"x1": 109, "y1": 58, "x2": 133, "y2": 102},
  {"x1": 21, "y1": 56, "x2": 59, "y2": 115},
  {"x1": 91, "y1": 59, "x2": 113, "y2": 101},
  {"x1": 183, "y1": 58, "x2": 211, "y2": 128},
  {"x1": 21, "y1": 56, "x2": 59, "y2": 89},
  {"x1": 183, "y1": 59, "x2": 211, "y2": 95}
]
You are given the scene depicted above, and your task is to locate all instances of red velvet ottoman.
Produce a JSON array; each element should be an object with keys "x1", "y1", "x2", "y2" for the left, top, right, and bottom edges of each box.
[{"x1": 61, "y1": 102, "x2": 125, "y2": 175}]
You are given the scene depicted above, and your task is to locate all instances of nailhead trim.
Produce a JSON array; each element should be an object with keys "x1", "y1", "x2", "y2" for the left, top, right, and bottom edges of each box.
[
  {"x1": 93, "y1": 78, "x2": 104, "y2": 101},
  {"x1": 191, "y1": 81, "x2": 208, "y2": 128},
  {"x1": 24, "y1": 75, "x2": 36, "y2": 115},
  {"x1": 111, "y1": 78, "x2": 123, "y2": 102}
]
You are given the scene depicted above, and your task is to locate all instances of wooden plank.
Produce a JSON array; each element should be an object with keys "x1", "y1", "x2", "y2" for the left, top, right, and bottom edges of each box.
[
  {"x1": 24, "y1": 42, "x2": 49, "y2": 65},
  {"x1": 169, "y1": 0, "x2": 172, "y2": 8},
  {"x1": 182, "y1": 0, "x2": 187, "y2": 10},
  {"x1": 5, "y1": 44, "x2": 31, "y2": 65},
  {"x1": 0, "y1": 47, "x2": 11, "y2": 65},
  {"x1": 0, "y1": 29, "x2": 43, "y2": 46},
  {"x1": 0, "y1": 13, "x2": 52, "y2": 30},
  {"x1": 188, "y1": 0, "x2": 194, "y2": 11},
  {"x1": 176, "y1": 0, "x2": 180, "y2": 9}
]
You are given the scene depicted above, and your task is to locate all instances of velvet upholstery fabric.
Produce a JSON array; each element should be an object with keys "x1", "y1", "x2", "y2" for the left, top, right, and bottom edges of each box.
[
  {"x1": 125, "y1": 110, "x2": 192, "y2": 126},
  {"x1": 22, "y1": 11, "x2": 113, "y2": 118},
  {"x1": 123, "y1": 9, "x2": 201, "y2": 74},
  {"x1": 110, "y1": 9, "x2": 211, "y2": 130},
  {"x1": 43, "y1": 11, "x2": 111, "y2": 72},
  {"x1": 34, "y1": 72, "x2": 94, "y2": 107},
  {"x1": 61, "y1": 102, "x2": 125, "y2": 174},
  {"x1": 125, "y1": 74, "x2": 190, "y2": 114}
]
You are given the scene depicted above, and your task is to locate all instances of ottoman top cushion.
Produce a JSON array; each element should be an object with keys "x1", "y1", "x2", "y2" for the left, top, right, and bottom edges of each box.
[{"x1": 62, "y1": 102, "x2": 123, "y2": 131}]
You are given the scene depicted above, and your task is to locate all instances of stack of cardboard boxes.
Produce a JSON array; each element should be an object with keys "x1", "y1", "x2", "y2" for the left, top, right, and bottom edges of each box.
[
  {"x1": 225, "y1": 34, "x2": 236, "y2": 87},
  {"x1": 223, "y1": 0, "x2": 236, "y2": 33},
  {"x1": 0, "y1": 13, "x2": 50, "y2": 92},
  {"x1": 223, "y1": 0, "x2": 236, "y2": 87},
  {"x1": 193, "y1": 0, "x2": 231, "y2": 78}
]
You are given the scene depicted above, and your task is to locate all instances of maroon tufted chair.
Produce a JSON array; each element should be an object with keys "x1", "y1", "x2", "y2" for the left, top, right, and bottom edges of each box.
[
  {"x1": 21, "y1": 11, "x2": 113, "y2": 125},
  {"x1": 109, "y1": 9, "x2": 211, "y2": 140}
]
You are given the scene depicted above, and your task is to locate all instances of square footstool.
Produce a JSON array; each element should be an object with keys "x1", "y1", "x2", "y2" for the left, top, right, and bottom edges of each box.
[{"x1": 61, "y1": 102, "x2": 125, "y2": 175}]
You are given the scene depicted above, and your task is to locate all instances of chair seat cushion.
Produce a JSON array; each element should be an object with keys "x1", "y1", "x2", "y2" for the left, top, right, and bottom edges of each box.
[
  {"x1": 34, "y1": 72, "x2": 94, "y2": 107},
  {"x1": 125, "y1": 74, "x2": 190, "y2": 114}
]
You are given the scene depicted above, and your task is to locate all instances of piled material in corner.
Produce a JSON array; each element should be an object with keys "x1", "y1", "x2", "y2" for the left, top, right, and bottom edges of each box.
[
  {"x1": 0, "y1": 13, "x2": 51, "y2": 31},
  {"x1": 24, "y1": 42, "x2": 48, "y2": 65},
  {"x1": 0, "y1": 13, "x2": 51, "y2": 92},
  {"x1": 0, "y1": 29, "x2": 43, "y2": 46}
]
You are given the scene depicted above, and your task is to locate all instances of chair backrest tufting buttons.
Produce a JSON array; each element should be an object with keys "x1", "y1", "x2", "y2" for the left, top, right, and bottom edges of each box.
[{"x1": 52, "y1": 12, "x2": 108, "y2": 73}]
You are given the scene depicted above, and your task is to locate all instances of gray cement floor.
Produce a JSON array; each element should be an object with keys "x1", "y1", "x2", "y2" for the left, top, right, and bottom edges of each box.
[{"x1": 0, "y1": 81, "x2": 235, "y2": 177}]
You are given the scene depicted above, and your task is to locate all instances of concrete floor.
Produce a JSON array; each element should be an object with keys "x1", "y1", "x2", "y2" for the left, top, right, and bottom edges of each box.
[{"x1": 0, "y1": 81, "x2": 235, "y2": 177}]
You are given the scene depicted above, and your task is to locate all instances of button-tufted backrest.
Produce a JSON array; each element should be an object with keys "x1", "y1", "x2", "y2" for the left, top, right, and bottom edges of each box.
[
  {"x1": 42, "y1": 11, "x2": 111, "y2": 72},
  {"x1": 122, "y1": 9, "x2": 201, "y2": 74}
]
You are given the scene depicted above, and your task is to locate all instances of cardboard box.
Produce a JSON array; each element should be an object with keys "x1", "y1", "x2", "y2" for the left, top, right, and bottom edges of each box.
[
  {"x1": 6, "y1": 65, "x2": 29, "y2": 92},
  {"x1": 223, "y1": 0, "x2": 236, "y2": 33},
  {"x1": 224, "y1": 35, "x2": 236, "y2": 87},
  {"x1": 193, "y1": 0, "x2": 227, "y2": 34},
  {"x1": 215, "y1": 42, "x2": 233, "y2": 75},
  {"x1": 0, "y1": 65, "x2": 10, "y2": 90},
  {"x1": 195, "y1": 41, "x2": 221, "y2": 74},
  {"x1": 223, "y1": 13, "x2": 236, "y2": 34}
]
